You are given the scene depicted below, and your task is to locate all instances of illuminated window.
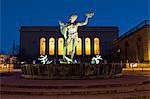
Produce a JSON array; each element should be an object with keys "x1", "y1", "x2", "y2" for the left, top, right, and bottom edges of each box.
[
  {"x1": 85, "y1": 38, "x2": 91, "y2": 55},
  {"x1": 76, "y1": 38, "x2": 82, "y2": 55},
  {"x1": 40, "y1": 37, "x2": 46, "y2": 55},
  {"x1": 67, "y1": 41, "x2": 72, "y2": 55},
  {"x1": 58, "y1": 38, "x2": 64, "y2": 55},
  {"x1": 49, "y1": 38, "x2": 55, "y2": 55},
  {"x1": 94, "y1": 38, "x2": 100, "y2": 55}
]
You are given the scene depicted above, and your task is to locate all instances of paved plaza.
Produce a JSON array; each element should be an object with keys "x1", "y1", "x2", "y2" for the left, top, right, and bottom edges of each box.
[{"x1": 0, "y1": 70, "x2": 150, "y2": 99}]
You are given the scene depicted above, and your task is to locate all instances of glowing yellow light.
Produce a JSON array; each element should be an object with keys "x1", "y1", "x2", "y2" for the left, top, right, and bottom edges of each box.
[
  {"x1": 85, "y1": 38, "x2": 91, "y2": 55},
  {"x1": 148, "y1": 43, "x2": 150, "y2": 61},
  {"x1": 40, "y1": 38, "x2": 46, "y2": 55},
  {"x1": 76, "y1": 38, "x2": 82, "y2": 55},
  {"x1": 49, "y1": 38, "x2": 55, "y2": 55},
  {"x1": 94, "y1": 38, "x2": 100, "y2": 55},
  {"x1": 58, "y1": 38, "x2": 64, "y2": 55}
]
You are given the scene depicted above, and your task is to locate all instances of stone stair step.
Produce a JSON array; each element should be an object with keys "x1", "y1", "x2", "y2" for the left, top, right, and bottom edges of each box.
[
  {"x1": 1, "y1": 80, "x2": 149, "y2": 89},
  {"x1": 1, "y1": 84, "x2": 149, "y2": 96}
]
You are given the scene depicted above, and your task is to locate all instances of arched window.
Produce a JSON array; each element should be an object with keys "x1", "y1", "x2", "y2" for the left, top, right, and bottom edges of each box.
[
  {"x1": 49, "y1": 38, "x2": 55, "y2": 55},
  {"x1": 85, "y1": 38, "x2": 91, "y2": 55},
  {"x1": 67, "y1": 41, "x2": 72, "y2": 55},
  {"x1": 76, "y1": 38, "x2": 82, "y2": 55},
  {"x1": 94, "y1": 38, "x2": 100, "y2": 55},
  {"x1": 58, "y1": 38, "x2": 64, "y2": 55},
  {"x1": 40, "y1": 37, "x2": 46, "y2": 55}
]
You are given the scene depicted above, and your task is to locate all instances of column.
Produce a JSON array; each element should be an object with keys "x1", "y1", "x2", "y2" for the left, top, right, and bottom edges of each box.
[
  {"x1": 55, "y1": 37, "x2": 58, "y2": 58},
  {"x1": 46, "y1": 37, "x2": 49, "y2": 55},
  {"x1": 91, "y1": 37, "x2": 94, "y2": 56},
  {"x1": 82, "y1": 37, "x2": 85, "y2": 58}
]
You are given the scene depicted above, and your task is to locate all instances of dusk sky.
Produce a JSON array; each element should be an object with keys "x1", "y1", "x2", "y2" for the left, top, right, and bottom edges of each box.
[{"x1": 1, "y1": 0, "x2": 150, "y2": 54}]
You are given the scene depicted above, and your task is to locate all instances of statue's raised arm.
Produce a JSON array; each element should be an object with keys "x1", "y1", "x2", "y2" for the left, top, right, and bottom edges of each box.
[{"x1": 77, "y1": 12, "x2": 94, "y2": 26}]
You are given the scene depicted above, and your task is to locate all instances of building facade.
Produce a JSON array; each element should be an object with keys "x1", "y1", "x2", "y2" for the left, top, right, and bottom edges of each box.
[
  {"x1": 114, "y1": 20, "x2": 150, "y2": 63},
  {"x1": 20, "y1": 26, "x2": 118, "y2": 61}
]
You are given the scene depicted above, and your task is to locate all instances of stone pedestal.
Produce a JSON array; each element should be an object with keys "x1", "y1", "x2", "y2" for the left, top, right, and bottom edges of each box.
[{"x1": 21, "y1": 63, "x2": 123, "y2": 79}]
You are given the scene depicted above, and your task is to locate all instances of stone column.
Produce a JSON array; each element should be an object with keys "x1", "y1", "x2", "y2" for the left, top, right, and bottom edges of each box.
[
  {"x1": 55, "y1": 37, "x2": 58, "y2": 58},
  {"x1": 46, "y1": 37, "x2": 49, "y2": 55},
  {"x1": 82, "y1": 37, "x2": 85, "y2": 58},
  {"x1": 91, "y1": 37, "x2": 94, "y2": 55}
]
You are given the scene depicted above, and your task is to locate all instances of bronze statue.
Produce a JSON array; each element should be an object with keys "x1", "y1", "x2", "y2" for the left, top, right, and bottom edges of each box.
[{"x1": 59, "y1": 12, "x2": 94, "y2": 63}]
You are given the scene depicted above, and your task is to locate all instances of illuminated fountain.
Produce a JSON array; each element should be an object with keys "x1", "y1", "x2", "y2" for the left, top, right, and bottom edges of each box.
[{"x1": 21, "y1": 12, "x2": 123, "y2": 79}]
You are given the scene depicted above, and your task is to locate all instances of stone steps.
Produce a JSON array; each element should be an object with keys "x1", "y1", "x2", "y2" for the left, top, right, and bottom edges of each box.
[
  {"x1": 1, "y1": 72, "x2": 150, "y2": 98},
  {"x1": 1, "y1": 87, "x2": 149, "y2": 96},
  {"x1": 1, "y1": 80, "x2": 150, "y2": 89},
  {"x1": 1, "y1": 92, "x2": 150, "y2": 99},
  {"x1": 1, "y1": 81, "x2": 150, "y2": 96}
]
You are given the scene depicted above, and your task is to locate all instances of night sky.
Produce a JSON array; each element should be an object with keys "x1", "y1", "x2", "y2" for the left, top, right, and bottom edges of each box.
[{"x1": 1, "y1": 0, "x2": 150, "y2": 54}]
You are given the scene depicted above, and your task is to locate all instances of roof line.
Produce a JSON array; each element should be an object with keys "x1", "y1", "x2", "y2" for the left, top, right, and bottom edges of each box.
[{"x1": 117, "y1": 20, "x2": 150, "y2": 41}]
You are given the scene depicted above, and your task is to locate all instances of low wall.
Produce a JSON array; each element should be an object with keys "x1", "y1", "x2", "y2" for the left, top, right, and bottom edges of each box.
[{"x1": 21, "y1": 63, "x2": 123, "y2": 79}]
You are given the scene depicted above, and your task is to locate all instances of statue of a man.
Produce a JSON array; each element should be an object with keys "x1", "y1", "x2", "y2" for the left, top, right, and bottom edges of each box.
[{"x1": 59, "y1": 12, "x2": 94, "y2": 62}]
